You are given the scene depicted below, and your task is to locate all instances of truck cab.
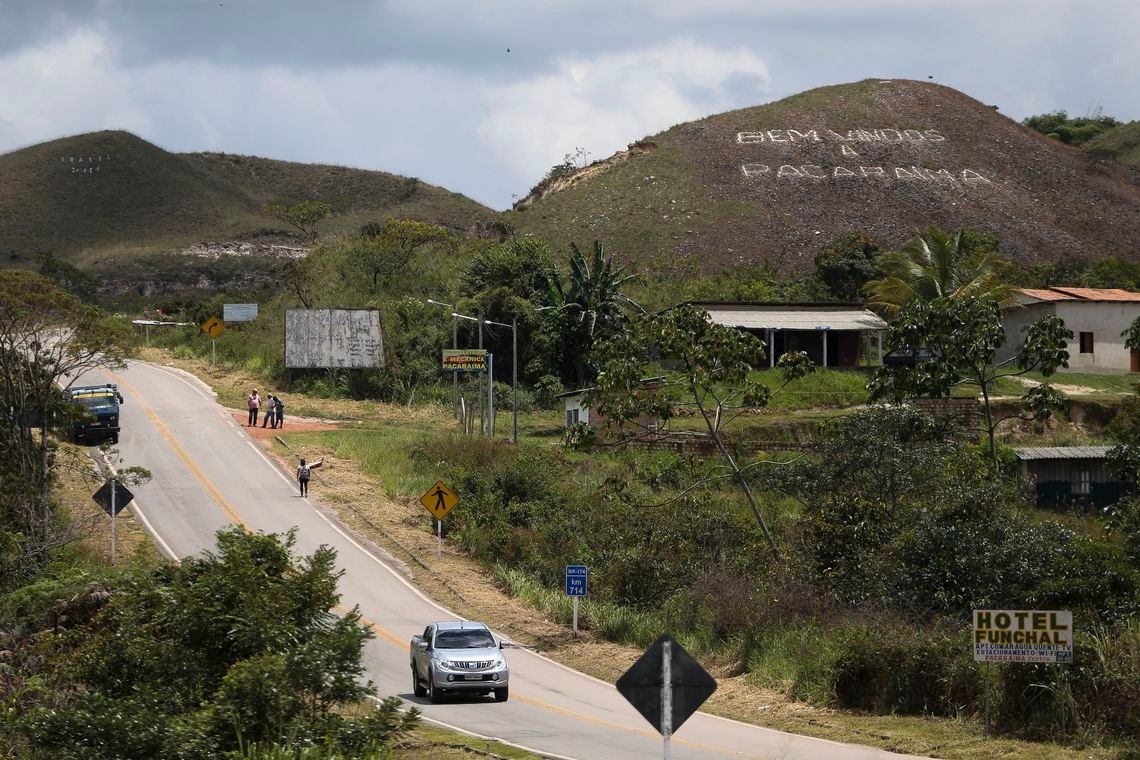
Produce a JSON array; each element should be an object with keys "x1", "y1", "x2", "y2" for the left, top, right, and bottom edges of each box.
[
  {"x1": 410, "y1": 621, "x2": 510, "y2": 703},
  {"x1": 65, "y1": 384, "x2": 124, "y2": 444}
]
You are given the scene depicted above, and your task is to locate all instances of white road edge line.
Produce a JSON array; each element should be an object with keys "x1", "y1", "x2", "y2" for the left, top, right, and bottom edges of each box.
[
  {"x1": 364, "y1": 695, "x2": 581, "y2": 760},
  {"x1": 97, "y1": 451, "x2": 179, "y2": 562},
  {"x1": 139, "y1": 360, "x2": 874, "y2": 754}
]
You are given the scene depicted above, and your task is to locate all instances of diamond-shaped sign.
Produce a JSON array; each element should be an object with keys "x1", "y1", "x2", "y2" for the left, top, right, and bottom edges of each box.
[
  {"x1": 616, "y1": 634, "x2": 716, "y2": 735},
  {"x1": 419, "y1": 480, "x2": 459, "y2": 520},
  {"x1": 92, "y1": 479, "x2": 134, "y2": 516}
]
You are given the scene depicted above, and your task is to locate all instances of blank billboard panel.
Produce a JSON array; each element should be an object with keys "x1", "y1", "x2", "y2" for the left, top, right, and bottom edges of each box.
[{"x1": 285, "y1": 309, "x2": 384, "y2": 369}]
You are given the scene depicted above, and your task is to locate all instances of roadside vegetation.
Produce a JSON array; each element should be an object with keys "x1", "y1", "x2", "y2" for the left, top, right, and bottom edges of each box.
[{"x1": 7, "y1": 212, "x2": 1140, "y2": 759}]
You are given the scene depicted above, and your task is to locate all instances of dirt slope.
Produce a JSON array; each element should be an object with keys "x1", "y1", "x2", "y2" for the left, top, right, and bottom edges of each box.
[{"x1": 509, "y1": 79, "x2": 1140, "y2": 273}]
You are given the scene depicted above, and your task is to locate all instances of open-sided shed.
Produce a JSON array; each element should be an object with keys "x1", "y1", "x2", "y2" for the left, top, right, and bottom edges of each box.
[{"x1": 691, "y1": 302, "x2": 887, "y2": 367}]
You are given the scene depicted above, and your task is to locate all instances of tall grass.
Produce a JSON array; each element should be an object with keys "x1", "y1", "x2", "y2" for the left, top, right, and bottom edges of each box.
[
  {"x1": 493, "y1": 565, "x2": 725, "y2": 654},
  {"x1": 313, "y1": 428, "x2": 434, "y2": 498}
]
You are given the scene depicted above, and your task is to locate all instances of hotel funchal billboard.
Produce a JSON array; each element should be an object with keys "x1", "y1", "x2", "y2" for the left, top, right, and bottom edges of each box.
[{"x1": 973, "y1": 609, "x2": 1072, "y2": 664}]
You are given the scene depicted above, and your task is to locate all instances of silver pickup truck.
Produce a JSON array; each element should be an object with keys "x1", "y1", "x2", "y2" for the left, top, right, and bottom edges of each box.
[{"x1": 411, "y1": 621, "x2": 510, "y2": 703}]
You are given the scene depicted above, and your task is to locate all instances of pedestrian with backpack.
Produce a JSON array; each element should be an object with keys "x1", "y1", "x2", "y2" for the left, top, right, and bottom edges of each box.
[{"x1": 297, "y1": 457, "x2": 323, "y2": 497}]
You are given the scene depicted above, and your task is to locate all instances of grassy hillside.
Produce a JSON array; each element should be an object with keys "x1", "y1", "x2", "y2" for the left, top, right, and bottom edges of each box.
[
  {"x1": 507, "y1": 79, "x2": 1140, "y2": 273},
  {"x1": 1088, "y1": 120, "x2": 1140, "y2": 168},
  {"x1": 0, "y1": 130, "x2": 258, "y2": 265},
  {"x1": 0, "y1": 131, "x2": 497, "y2": 268},
  {"x1": 180, "y1": 151, "x2": 494, "y2": 237}
]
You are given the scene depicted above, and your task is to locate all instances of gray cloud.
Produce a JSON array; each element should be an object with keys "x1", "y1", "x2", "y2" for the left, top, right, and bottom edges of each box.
[{"x1": 0, "y1": 0, "x2": 1137, "y2": 209}]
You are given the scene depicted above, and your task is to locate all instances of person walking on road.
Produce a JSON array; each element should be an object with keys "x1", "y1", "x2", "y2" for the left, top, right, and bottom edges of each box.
[
  {"x1": 275, "y1": 396, "x2": 285, "y2": 428},
  {"x1": 297, "y1": 457, "x2": 323, "y2": 497},
  {"x1": 261, "y1": 395, "x2": 277, "y2": 429},
  {"x1": 247, "y1": 389, "x2": 261, "y2": 427}
]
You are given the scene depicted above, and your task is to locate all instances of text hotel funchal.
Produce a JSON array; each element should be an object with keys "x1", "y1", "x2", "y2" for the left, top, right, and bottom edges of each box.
[
  {"x1": 736, "y1": 128, "x2": 993, "y2": 185},
  {"x1": 973, "y1": 609, "x2": 1073, "y2": 664}
]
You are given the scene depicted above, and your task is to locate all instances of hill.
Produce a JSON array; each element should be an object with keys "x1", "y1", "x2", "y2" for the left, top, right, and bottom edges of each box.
[
  {"x1": 1088, "y1": 121, "x2": 1140, "y2": 168},
  {"x1": 506, "y1": 79, "x2": 1140, "y2": 274},
  {"x1": 0, "y1": 131, "x2": 495, "y2": 270}
]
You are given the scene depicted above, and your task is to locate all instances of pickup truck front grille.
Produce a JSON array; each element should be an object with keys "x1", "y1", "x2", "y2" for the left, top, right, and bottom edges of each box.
[{"x1": 455, "y1": 660, "x2": 493, "y2": 670}]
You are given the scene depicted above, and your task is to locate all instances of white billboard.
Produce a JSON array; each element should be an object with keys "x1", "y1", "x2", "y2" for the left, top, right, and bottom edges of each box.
[
  {"x1": 973, "y1": 609, "x2": 1072, "y2": 663},
  {"x1": 224, "y1": 303, "x2": 258, "y2": 322},
  {"x1": 285, "y1": 309, "x2": 384, "y2": 369}
]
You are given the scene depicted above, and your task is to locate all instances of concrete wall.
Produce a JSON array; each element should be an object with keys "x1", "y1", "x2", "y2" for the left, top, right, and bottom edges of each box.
[{"x1": 1000, "y1": 301, "x2": 1140, "y2": 373}]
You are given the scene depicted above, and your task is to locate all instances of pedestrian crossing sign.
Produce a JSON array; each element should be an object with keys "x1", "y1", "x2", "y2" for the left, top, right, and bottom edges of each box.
[{"x1": 420, "y1": 480, "x2": 459, "y2": 520}]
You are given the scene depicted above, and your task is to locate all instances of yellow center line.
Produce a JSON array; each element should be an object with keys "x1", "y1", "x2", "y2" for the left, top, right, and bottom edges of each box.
[
  {"x1": 110, "y1": 371, "x2": 246, "y2": 527},
  {"x1": 118, "y1": 370, "x2": 749, "y2": 758}
]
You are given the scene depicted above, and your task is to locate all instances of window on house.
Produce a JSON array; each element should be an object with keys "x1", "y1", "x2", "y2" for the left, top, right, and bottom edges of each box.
[
  {"x1": 566, "y1": 408, "x2": 580, "y2": 427},
  {"x1": 1074, "y1": 469, "x2": 1091, "y2": 495},
  {"x1": 1079, "y1": 332, "x2": 1094, "y2": 353}
]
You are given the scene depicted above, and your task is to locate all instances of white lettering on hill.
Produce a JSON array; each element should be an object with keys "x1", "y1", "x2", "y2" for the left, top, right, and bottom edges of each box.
[{"x1": 735, "y1": 128, "x2": 991, "y2": 186}]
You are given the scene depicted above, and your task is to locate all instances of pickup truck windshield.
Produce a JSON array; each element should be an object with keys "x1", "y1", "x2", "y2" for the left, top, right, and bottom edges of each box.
[{"x1": 435, "y1": 629, "x2": 496, "y2": 649}]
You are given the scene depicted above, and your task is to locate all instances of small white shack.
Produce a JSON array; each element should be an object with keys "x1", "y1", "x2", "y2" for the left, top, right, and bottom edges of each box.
[{"x1": 999, "y1": 288, "x2": 1140, "y2": 373}]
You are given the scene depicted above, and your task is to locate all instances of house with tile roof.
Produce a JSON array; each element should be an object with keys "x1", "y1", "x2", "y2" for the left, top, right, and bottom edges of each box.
[{"x1": 999, "y1": 288, "x2": 1140, "y2": 373}]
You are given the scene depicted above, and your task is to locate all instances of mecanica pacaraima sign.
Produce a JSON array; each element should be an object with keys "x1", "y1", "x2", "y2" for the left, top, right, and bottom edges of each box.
[{"x1": 973, "y1": 609, "x2": 1072, "y2": 664}]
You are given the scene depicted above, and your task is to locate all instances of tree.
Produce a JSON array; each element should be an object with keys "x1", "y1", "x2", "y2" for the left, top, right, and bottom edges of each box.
[
  {"x1": 1023, "y1": 109, "x2": 1121, "y2": 146},
  {"x1": 540, "y1": 241, "x2": 643, "y2": 385},
  {"x1": 814, "y1": 230, "x2": 883, "y2": 301},
  {"x1": 868, "y1": 297, "x2": 1073, "y2": 470},
  {"x1": 591, "y1": 304, "x2": 815, "y2": 560},
  {"x1": 266, "y1": 200, "x2": 333, "y2": 243},
  {"x1": 864, "y1": 225, "x2": 1010, "y2": 314},
  {"x1": 37, "y1": 253, "x2": 99, "y2": 301},
  {"x1": 767, "y1": 405, "x2": 963, "y2": 605},
  {"x1": 0, "y1": 270, "x2": 134, "y2": 579},
  {"x1": 1106, "y1": 318, "x2": 1140, "y2": 481},
  {"x1": 342, "y1": 218, "x2": 455, "y2": 293},
  {"x1": 459, "y1": 238, "x2": 554, "y2": 300},
  {"x1": 9, "y1": 527, "x2": 418, "y2": 758}
]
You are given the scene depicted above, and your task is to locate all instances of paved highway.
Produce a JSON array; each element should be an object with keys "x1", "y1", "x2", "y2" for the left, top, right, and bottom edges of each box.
[{"x1": 85, "y1": 359, "x2": 933, "y2": 760}]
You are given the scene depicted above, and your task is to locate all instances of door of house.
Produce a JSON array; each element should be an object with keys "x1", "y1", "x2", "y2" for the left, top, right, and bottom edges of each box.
[{"x1": 1132, "y1": 350, "x2": 1140, "y2": 373}]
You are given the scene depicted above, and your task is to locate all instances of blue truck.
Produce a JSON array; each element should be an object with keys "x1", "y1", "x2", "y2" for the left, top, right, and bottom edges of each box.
[{"x1": 65, "y1": 384, "x2": 124, "y2": 444}]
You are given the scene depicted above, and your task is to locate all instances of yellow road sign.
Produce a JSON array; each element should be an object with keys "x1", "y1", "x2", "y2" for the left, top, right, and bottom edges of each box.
[
  {"x1": 420, "y1": 480, "x2": 459, "y2": 520},
  {"x1": 201, "y1": 316, "x2": 225, "y2": 339}
]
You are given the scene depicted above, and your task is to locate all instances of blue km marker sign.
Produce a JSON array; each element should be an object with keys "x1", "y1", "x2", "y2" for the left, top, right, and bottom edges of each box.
[{"x1": 565, "y1": 565, "x2": 588, "y2": 597}]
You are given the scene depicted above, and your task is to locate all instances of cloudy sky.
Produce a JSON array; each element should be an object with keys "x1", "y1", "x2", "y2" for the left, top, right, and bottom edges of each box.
[{"x1": 1, "y1": 0, "x2": 1137, "y2": 209}]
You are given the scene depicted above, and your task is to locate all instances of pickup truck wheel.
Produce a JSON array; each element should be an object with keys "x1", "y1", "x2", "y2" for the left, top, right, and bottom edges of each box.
[
  {"x1": 412, "y1": 666, "x2": 427, "y2": 698},
  {"x1": 427, "y1": 669, "x2": 441, "y2": 704},
  {"x1": 494, "y1": 685, "x2": 509, "y2": 703}
]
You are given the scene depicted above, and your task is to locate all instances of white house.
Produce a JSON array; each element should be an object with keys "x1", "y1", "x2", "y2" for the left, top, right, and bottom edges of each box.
[{"x1": 999, "y1": 288, "x2": 1140, "y2": 373}]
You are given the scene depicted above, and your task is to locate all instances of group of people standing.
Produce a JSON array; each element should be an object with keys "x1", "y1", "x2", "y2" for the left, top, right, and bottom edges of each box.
[
  {"x1": 246, "y1": 389, "x2": 285, "y2": 429},
  {"x1": 246, "y1": 389, "x2": 320, "y2": 497}
]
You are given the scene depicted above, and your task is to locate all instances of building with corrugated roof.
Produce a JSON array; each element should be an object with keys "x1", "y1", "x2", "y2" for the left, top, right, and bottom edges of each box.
[
  {"x1": 999, "y1": 288, "x2": 1140, "y2": 373},
  {"x1": 1014, "y1": 446, "x2": 1131, "y2": 508},
  {"x1": 690, "y1": 302, "x2": 888, "y2": 368}
]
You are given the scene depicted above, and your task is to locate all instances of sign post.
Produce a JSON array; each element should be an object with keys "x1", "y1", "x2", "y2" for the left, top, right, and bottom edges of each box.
[
  {"x1": 201, "y1": 316, "x2": 225, "y2": 364},
  {"x1": 973, "y1": 609, "x2": 1073, "y2": 738},
  {"x1": 565, "y1": 565, "x2": 588, "y2": 635},
  {"x1": 419, "y1": 480, "x2": 460, "y2": 558},
  {"x1": 616, "y1": 634, "x2": 717, "y2": 760},
  {"x1": 92, "y1": 478, "x2": 134, "y2": 565}
]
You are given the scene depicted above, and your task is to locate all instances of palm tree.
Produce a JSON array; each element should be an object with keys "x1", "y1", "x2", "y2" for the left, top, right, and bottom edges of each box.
[
  {"x1": 541, "y1": 241, "x2": 643, "y2": 384},
  {"x1": 864, "y1": 226, "x2": 1010, "y2": 314}
]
